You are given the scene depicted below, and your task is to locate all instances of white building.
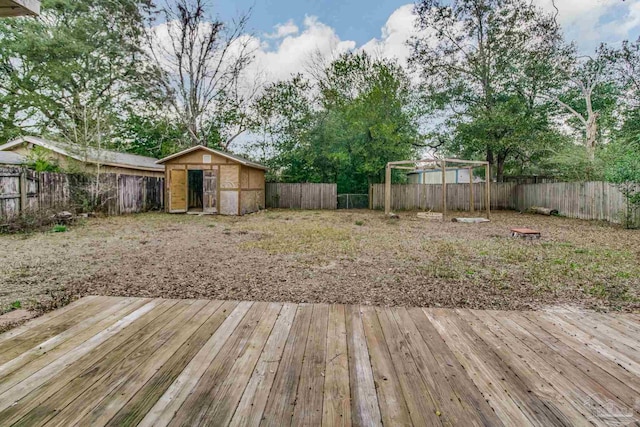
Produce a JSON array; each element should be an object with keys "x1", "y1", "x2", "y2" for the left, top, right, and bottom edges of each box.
[{"x1": 407, "y1": 167, "x2": 484, "y2": 184}]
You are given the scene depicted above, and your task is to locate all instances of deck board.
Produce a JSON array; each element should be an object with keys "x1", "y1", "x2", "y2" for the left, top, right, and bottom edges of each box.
[{"x1": 0, "y1": 296, "x2": 637, "y2": 426}]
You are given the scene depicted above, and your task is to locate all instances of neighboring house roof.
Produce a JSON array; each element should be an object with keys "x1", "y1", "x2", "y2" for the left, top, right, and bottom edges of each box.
[
  {"x1": 0, "y1": 0, "x2": 40, "y2": 17},
  {"x1": 0, "y1": 136, "x2": 164, "y2": 172},
  {"x1": 156, "y1": 145, "x2": 267, "y2": 170},
  {"x1": 0, "y1": 151, "x2": 26, "y2": 165}
]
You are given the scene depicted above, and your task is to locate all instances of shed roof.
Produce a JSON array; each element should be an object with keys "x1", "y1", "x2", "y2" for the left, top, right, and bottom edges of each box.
[
  {"x1": 0, "y1": 151, "x2": 26, "y2": 165},
  {"x1": 156, "y1": 145, "x2": 267, "y2": 170},
  {"x1": 0, "y1": 0, "x2": 40, "y2": 17},
  {"x1": 0, "y1": 136, "x2": 163, "y2": 172}
]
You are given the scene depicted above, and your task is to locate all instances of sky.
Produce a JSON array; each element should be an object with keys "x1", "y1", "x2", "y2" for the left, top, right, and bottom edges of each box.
[{"x1": 205, "y1": 0, "x2": 640, "y2": 86}]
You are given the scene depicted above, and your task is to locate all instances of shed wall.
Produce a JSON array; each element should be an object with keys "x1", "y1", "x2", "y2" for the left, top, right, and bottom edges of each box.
[{"x1": 163, "y1": 148, "x2": 264, "y2": 215}]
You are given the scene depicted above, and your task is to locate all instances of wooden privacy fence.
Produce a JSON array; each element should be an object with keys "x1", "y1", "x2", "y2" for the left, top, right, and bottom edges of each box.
[
  {"x1": 371, "y1": 181, "x2": 639, "y2": 225},
  {"x1": 514, "y1": 181, "x2": 638, "y2": 225},
  {"x1": 0, "y1": 167, "x2": 164, "y2": 218},
  {"x1": 370, "y1": 183, "x2": 517, "y2": 211},
  {"x1": 266, "y1": 183, "x2": 337, "y2": 209}
]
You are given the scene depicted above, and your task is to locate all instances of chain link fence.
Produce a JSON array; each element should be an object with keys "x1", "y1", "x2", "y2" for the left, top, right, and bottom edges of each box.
[{"x1": 337, "y1": 193, "x2": 369, "y2": 209}]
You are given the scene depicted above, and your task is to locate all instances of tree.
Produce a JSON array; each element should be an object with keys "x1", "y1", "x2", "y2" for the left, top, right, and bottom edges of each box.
[
  {"x1": 0, "y1": 0, "x2": 155, "y2": 147},
  {"x1": 605, "y1": 135, "x2": 640, "y2": 228},
  {"x1": 255, "y1": 52, "x2": 420, "y2": 192},
  {"x1": 410, "y1": 0, "x2": 571, "y2": 181},
  {"x1": 112, "y1": 114, "x2": 185, "y2": 158},
  {"x1": 550, "y1": 53, "x2": 618, "y2": 161},
  {"x1": 144, "y1": 0, "x2": 257, "y2": 150}
]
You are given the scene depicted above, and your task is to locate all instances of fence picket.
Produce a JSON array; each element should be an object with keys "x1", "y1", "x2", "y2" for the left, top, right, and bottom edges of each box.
[
  {"x1": 265, "y1": 183, "x2": 337, "y2": 209},
  {"x1": 0, "y1": 167, "x2": 164, "y2": 218}
]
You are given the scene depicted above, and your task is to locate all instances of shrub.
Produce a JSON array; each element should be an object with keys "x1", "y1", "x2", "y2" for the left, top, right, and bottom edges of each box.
[{"x1": 0, "y1": 208, "x2": 74, "y2": 234}]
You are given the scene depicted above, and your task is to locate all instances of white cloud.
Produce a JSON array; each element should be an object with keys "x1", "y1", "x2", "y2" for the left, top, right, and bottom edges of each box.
[
  {"x1": 264, "y1": 20, "x2": 299, "y2": 39},
  {"x1": 534, "y1": 0, "x2": 640, "y2": 51},
  {"x1": 250, "y1": 16, "x2": 356, "y2": 83},
  {"x1": 361, "y1": 4, "x2": 417, "y2": 67}
]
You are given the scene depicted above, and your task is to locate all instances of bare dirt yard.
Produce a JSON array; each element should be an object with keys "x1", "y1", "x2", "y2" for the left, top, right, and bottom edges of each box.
[{"x1": 1, "y1": 209, "x2": 639, "y2": 314}]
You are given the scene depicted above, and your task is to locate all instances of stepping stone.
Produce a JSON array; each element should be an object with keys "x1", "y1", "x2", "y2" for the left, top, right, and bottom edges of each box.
[{"x1": 511, "y1": 228, "x2": 541, "y2": 239}]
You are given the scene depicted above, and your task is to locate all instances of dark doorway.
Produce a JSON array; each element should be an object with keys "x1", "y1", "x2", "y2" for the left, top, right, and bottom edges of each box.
[{"x1": 188, "y1": 170, "x2": 203, "y2": 211}]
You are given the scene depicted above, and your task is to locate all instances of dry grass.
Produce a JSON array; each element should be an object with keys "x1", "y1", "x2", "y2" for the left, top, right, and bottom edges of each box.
[{"x1": 0, "y1": 209, "x2": 638, "y2": 313}]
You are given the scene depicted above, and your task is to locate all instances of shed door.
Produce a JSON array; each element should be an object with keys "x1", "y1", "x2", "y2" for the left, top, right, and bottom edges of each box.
[
  {"x1": 169, "y1": 168, "x2": 187, "y2": 213},
  {"x1": 203, "y1": 169, "x2": 217, "y2": 213}
]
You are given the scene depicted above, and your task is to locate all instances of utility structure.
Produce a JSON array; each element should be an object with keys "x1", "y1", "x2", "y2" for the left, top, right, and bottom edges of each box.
[{"x1": 384, "y1": 157, "x2": 491, "y2": 221}]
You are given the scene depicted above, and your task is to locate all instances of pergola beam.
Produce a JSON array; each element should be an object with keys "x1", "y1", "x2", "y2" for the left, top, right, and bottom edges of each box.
[{"x1": 384, "y1": 157, "x2": 491, "y2": 219}]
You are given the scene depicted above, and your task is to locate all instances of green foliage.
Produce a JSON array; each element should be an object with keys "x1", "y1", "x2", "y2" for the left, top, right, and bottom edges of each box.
[
  {"x1": 52, "y1": 224, "x2": 68, "y2": 233},
  {"x1": 256, "y1": 52, "x2": 419, "y2": 193},
  {"x1": 25, "y1": 146, "x2": 61, "y2": 172},
  {"x1": 113, "y1": 115, "x2": 185, "y2": 158},
  {"x1": 10, "y1": 301, "x2": 21, "y2": 310},
  {"x1": 604, "y1": 133, "x2": 640, "y2": 228},
  {"x1": 0, "y1": 0, "x2": 156, "y2": 146},
  {"x1": 542, "y1": 144, "x2": 605, "y2": 182},
  {"x1": 411, "y1": 0, "x2": 572, "y2": 181}
]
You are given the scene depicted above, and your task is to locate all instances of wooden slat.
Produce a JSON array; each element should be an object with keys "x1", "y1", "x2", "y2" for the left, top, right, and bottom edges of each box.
[
  {"x1": 0, "y1": 296, "x2": 98, "y2": 345},
  {"x1": 406, "y1": 308, "x2": 501, "y2": 426},
  {"x1": 79, "y1": 300, "x2": 225, "y2": 425},
  {"x1": 11, "y1": 299, "x2": 186, "y2": 426},
  {"x1": 377, "y1": 307, "x2": 443, "y2": 426},
  {"x1": 166, "y1": 302, "x2": 269, "y2": 426},
  {"x1": 0, "y1": 298, "x2": 167, "y2": 425},
  {"x1": 261, "y1": 304, "x2": 313, "y2": 427},
  {"x1": 0, "y1": 297, "x2": 637, "y2": 426},
  {"x1": 534, "y1": 312, "x2": 640, "y2": 378},
  {"x1": 229, "y1": 303, "x2": 297, "y2": 427},
  {"x1": 321, "y1": 304, "x2": 351, "y2": 427},
  {"x1": 291, "y1": 303, "x2": 329, "y2": 426},
  {"x1": 0, "y1": 297, "x2": 147, "y2": 395},
  {"x1": 0, "y1": 296, "x2": 113, "y2": 361},
  {"x1": 458, "y1": 310, "x2": 592, "y2": 426},
  {"x1": 521, "y1": 312, "x2": 640, "y2": 396},
  {"x1": 425, "y1": 308, "x2": 555, "y2": 426},
  {"x1": 494, "y1": 312, "x2": 640, "y2": 420},
  {"x1": 42, "y1": 300, "x2": 207, "y2": 426},
  {"x1": 108, "y1": 300, "x2": 238, "y2": 426},
  {"x1": 345, "y1": 305, "x2": 381, "y2": 427},
  {"x1": 551, "y1": 311, "x2": 640, "y2": 359},
  {"x1": 138, "y1": 301, "x2": 253, "y2": 427},
  {"x1": 392, "y1": 307, "x2": 486, "y2": 426},
  {"x1": 196, "y1": 302, "x2": 282, "y2": 426}
]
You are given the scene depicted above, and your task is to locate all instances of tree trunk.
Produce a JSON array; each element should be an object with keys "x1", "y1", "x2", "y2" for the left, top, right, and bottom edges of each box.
[
  {"x1": 585, "y1": 113, "x2": 598, "y2": 161},
  {"x1": 496, "y1": 152, "x2": 507, "y2": 183},
  {"x1": 496, "y1": 160, "x2": 505, "y2": 183},
  {"x1": 486, "y1": 148, "x2": 494, "y2": 182}
]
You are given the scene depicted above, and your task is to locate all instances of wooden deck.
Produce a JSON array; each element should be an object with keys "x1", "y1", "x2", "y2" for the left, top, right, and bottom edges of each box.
[{"x1": 0, "y1": 296, "x2": 638, "y2": 426}]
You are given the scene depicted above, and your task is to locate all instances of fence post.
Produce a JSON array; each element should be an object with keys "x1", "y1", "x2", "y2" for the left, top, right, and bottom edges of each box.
[
  {"x1": 485, "y1": 164, "x2": 491, "y2": 219},
  {"x1": 468, "y1": 167, "x2": 474, "y2": 212},
  {"x1": 19, "y1": 168, "x2": 27, "y2": 213},
  {"x1": 441, "y1": 160, "x2": 447, "y2": 221},
  {"x1": 384, "y1": 164, "x2": 391, "y2": 215}
]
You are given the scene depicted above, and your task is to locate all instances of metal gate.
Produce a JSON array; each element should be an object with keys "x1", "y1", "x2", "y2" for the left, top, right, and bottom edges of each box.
[{"x1": 337, "y1": 193, "x2": 369, "y2": 209}]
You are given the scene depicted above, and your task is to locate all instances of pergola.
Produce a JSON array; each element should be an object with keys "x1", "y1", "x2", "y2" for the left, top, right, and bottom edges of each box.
[{"x1": 384, "y1": 157, "x2": 491, "y2": 221}]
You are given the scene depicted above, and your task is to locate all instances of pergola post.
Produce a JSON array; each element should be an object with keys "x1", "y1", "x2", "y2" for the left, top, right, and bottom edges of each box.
[
  {"x1": 485, "y1": 163, "x2": 491, "y2": 219},
  {"x1": 384, "y1": 163, "x2": 391, "y2": 215},
  {"x1": 384, "y1": 158, "x2": 489, "y2": 220},
  {"x1": 468, "y1": 166, "x2": 474, "y2": 213},
  {"x1": 441, "y1": 160, "x2": 447, "y2": 222}
]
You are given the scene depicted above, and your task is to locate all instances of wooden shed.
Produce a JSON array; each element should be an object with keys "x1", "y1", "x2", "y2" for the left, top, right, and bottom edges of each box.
[{"x1": 157, "y1": 145, "x2": 266, "y2": 215}]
